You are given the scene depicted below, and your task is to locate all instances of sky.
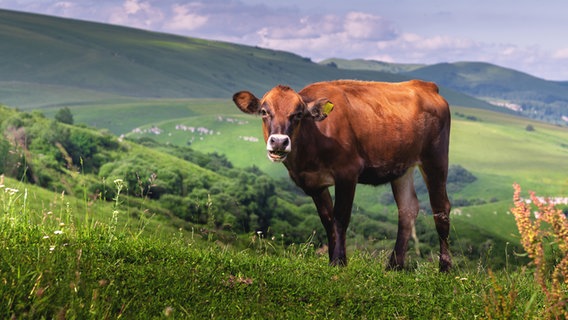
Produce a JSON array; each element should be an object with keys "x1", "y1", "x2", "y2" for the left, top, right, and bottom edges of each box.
[{"x1": 2, "y1": 0, "x2": 568, "y2": 81}]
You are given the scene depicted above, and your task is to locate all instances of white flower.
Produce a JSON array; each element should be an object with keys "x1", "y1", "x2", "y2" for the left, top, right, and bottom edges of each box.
[
  {"x1": 4, "y1": 187, "x2": 19, "y2": 195},
  {"x1": 54, "y1": 230, "x2": 63, "y2": 235}
]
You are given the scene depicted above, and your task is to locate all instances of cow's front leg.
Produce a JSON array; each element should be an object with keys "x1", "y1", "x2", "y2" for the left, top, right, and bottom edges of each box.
[
  {"x1": 330, "y1": 179, "x2": 357, "y2": 266},
  {"x1": 311, "y1": 188, "x2": 335, "y2": 264}
]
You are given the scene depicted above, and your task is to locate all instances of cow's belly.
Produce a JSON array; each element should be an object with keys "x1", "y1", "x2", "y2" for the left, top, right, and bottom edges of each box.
[
  {"x1": 293, "y1": 170, "x2": 335, "y2": 191},
  {"x1": 358, "y1": 165, "x2": 413, "y2": 186}
]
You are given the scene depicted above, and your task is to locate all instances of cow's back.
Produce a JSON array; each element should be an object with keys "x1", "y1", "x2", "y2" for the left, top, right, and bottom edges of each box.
[{"x1": 298, "y1": 80, "x2": 450, "y2": 180}]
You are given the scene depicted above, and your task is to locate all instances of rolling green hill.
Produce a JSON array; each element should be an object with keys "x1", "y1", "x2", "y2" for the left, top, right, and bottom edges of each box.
[
  {"x1": 320, "y1": 58, "x2": 424, "y2": 73},
  {"x1": 0, "y1": 8, "x2": 495, "y2": 114}
]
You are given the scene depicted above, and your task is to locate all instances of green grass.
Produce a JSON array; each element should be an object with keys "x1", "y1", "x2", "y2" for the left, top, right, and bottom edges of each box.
[
  {"x1": 42, "y1": 99, "x2": 222, "y2": 135},
  {"x1": 450, "y1": 107, "x2": 568, "y2": 195},
  {"x1": 0, "y1": 177, "x2": 547, "y2": 319}
]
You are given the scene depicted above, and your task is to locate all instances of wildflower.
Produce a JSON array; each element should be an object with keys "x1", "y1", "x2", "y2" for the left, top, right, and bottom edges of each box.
[
  {"x1": 4, "y1": 187, "x2": 19, "y2": 195},
  {"x1": 54, "y1": 230, "x2": 63, "y2": 235},
  {"x1": 163, "y1": 306, "x2": 174, "y2": 317},
  {"x1": 43, "y1": 235, "x2": 50, "y2": 239},
  {"x1": 49, "y1": 245, "x2": 56, "y2": 252}
]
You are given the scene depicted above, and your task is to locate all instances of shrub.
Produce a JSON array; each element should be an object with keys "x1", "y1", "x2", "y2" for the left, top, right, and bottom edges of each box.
[{"x1": 54, "y1": 107, "x2": 74, "y2": 125}]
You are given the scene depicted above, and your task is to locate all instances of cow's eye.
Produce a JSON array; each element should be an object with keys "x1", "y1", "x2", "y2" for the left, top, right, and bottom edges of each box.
[
  {"x1": 259, "y1": 108, "x2": 269, "y2": 118},
  {"x1": 291, "y1": 112, "x2": 303, "y2": 121}
]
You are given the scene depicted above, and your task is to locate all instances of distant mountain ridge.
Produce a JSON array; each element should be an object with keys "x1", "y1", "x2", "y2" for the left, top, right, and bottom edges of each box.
[{"x1": 319, "y1": 58, "x2": 424, "y2": 73}]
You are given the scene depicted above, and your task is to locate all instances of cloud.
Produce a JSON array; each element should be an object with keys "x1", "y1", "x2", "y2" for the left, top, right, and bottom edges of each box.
[
  {"x1": 552, "y1": 48, "x2": 568, "y2": 59},
  {"x1": 343, "y1": 12, "x2": 397, "y2": 41},
  {"x1": 54, "y1": 1, "x2": 73, "y2": 9},
  {"x1": 163, "y1": 3, "x2": 208, "y2": 32},
  {"x1": 107, "y1": 0, "x2": 164, "y2": 29},
  {"x1": 123, "y1": 0, "x2": 149, "y2": 14},
  {"x1": 253, "y1": 11, "x2": 400, "y2": 61}
]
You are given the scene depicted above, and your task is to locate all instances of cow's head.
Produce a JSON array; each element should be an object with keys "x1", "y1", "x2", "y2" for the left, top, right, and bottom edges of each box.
[{"x1": 233, "y1": 85, "x2": 334, "y2": 162}]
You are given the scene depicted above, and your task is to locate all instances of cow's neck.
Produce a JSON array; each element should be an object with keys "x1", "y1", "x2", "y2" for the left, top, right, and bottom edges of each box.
[{"x1": 283, "y1": 120, "x2": 337, "y2": 192}]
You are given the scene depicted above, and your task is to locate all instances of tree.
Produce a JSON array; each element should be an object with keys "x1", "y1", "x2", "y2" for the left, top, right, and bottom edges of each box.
[{"x1": 55, "y1": 107, "x2": 74, "y2": 125}]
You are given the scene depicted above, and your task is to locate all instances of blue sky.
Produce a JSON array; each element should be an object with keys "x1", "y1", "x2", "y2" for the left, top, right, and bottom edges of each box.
[{"x1": 2, "y1": 0, "x2": 568, "y2": 80}]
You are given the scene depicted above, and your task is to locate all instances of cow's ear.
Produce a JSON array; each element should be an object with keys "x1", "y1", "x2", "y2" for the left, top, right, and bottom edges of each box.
[
  {"x1": 233, "y1": 91, "x2": 260, "y2": 114},
  {"x1": 307, "y1": 98, "x2": 334, "y2": 121}
]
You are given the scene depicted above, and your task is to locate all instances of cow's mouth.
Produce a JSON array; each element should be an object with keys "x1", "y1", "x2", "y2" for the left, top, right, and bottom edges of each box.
[{"x1": 267, "y1": 150, "x2": 288, "y2": 162}]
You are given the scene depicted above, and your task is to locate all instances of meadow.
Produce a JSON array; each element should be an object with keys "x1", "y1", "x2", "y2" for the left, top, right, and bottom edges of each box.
[{"x1": 1, "y1": 175, "x2": 559, "y2": 319}]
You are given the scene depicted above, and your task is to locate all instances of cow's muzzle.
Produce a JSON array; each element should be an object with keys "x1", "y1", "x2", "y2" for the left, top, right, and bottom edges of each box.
[{"x1": 266, "y1": 134, "x2": 291, "y2": 162}]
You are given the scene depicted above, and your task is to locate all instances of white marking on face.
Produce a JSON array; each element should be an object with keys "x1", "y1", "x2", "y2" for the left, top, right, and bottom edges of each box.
[{"x1": 266, "y1": 134, "x2": 291, "y2": 162}]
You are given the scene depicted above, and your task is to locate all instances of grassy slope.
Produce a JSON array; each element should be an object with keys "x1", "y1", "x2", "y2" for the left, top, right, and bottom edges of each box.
[
  {"x1": 0, "y1": 175, "x2": 186, "y2": 239},
  {"x1": 0, "y1": 178, "x2": 546, "y2": 318},
  {"x1": 1, "y1": 226, "x2": 542, "y2": 319}
]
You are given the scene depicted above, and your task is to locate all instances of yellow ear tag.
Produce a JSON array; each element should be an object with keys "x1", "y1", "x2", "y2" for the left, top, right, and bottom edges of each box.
[{"x1": 322, "y1": 102, "x2": 334, "y2": 116}]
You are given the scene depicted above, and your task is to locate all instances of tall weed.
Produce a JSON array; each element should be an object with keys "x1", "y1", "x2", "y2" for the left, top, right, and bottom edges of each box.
[{"x1": 511, "y1": 183, "x2": 567, "y2": 319}]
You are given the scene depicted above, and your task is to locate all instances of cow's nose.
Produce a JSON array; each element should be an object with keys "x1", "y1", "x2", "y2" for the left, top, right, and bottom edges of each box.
[{"x1": 267, "y1": 134, "x2": 291, "y2": 152}]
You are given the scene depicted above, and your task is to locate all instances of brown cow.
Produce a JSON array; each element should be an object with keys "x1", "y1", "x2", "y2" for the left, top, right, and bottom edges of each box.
[{"x1": 233, "y1": 79, "x2": 451, "y2": 271}]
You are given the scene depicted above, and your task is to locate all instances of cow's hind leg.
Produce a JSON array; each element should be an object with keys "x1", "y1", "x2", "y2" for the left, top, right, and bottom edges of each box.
[
  {"x1": 420, "y1": 161, "x2": 452, "y2": 272},
  {"x1": 387, "y1": 168, "x2": 420, "y2": 270}
]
